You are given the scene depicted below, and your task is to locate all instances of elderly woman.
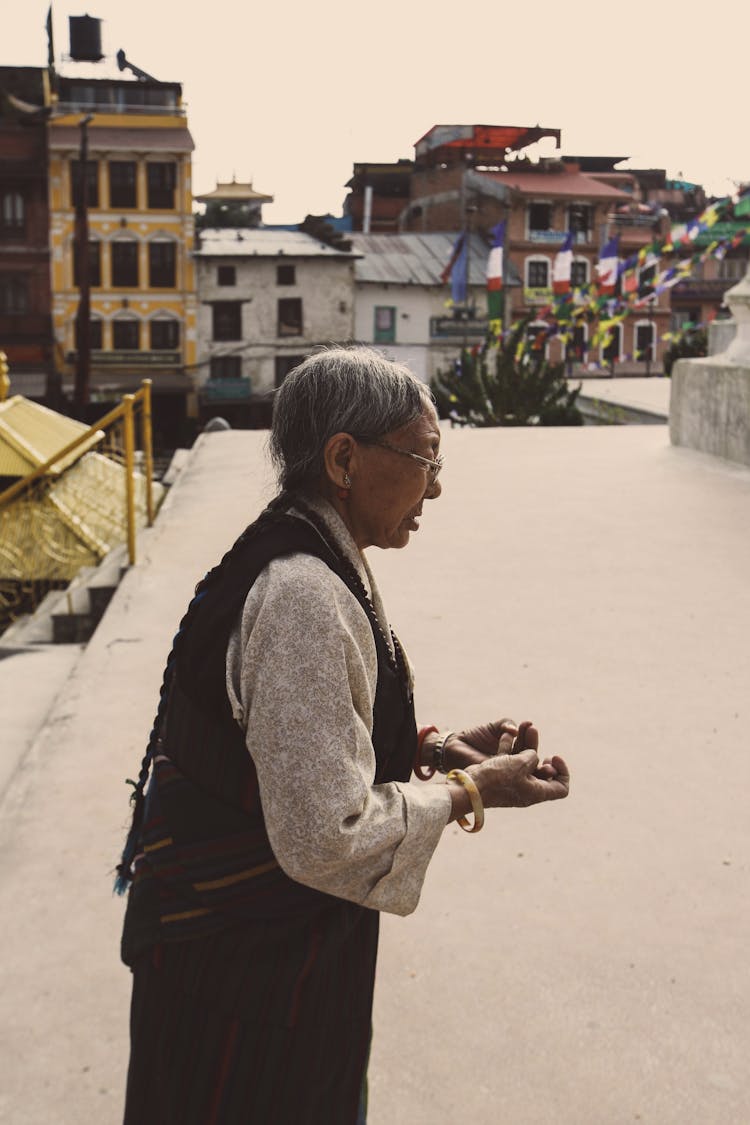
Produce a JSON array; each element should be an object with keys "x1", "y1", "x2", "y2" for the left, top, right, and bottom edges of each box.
[{"x1": 116, "y1": 348, "x2": 569, "y2": 1125}]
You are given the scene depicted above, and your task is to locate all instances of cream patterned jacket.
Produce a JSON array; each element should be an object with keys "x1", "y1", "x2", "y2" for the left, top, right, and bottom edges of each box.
[{"x1": 225, "y1": 496, "x2": 452, "y2": 916}]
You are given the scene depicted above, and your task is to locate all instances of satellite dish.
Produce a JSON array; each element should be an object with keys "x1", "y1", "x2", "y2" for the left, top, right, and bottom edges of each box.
[{"x1": 116, "y1": 49, "x2": 157, "y2": 83}]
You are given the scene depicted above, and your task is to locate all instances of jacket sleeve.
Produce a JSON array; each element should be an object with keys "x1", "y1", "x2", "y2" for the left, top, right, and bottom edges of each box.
[{"x1": 225, "y1": 553, "x2": 452, "y2": 916}]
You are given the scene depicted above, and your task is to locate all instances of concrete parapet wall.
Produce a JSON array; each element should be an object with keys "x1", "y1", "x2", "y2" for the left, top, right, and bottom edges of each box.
[
  {"x1": 670, "y1": 356, "x2": 750, "y2": 467},
  {"x1": 708, "y1": 318, "x2": 736, "y2": 356}
]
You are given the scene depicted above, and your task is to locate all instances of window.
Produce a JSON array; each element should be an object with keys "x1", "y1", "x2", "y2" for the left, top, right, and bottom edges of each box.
[
  {"x1": 526, "y1": 260, "x2": 550, "y2": 288},
  {"x1": 73, "y1": 240, "x2": 102, "y2": 287},
  {"x1": 112, "y1": 319, "x2": 140, "y2": 350},
  {"x1": 528, "y1": 202, "x2": 552, "y2": 233},
  {"x1": 565, "y1": 324, "x2": 587, "y2": 362},
  {"x1": 217, "y1": 265, "x2": 236, "y2": 286},
  {"x1": 149, "y1": 241, "x2": 176, "y2": 288},
  {"x1": 277, "y1": 264, "x2": 296, "y2": 286},
  {"x1": 147, "y1": 163, "x2": 176, "y2": 209},
  {"x1": 672, "y1": 308, "x2": 700, "y2": 331},
  {"x1": 71, "y1": 160, "x2": 99, "y2": 208},
  {"x1": 150, "y1": 319, "x2": 180, "y2": 350},
  {"x1": 210, "y1": 355, "x2": 242, "y2": 379},
  {"x1": 568, "y1": 204, "x2": 591, "y2": 237},
  {"x1": 0, "y1": 191, "x2": 25, "y2": 237},
  {"x1": 277, "y1": 297, "x2": 303, "y2": 337},
  {"x1": 212, "y1": 301, "x2": 242, "y2": 341},
  {"x1": 602, "y1": 324, "x2": 622, "y2": 363},
  {"x1": 635, "y1": 323, "x2": 655, "y2": 363},
  {"x1": 0, "y1": 275, "x2": 29, "y2": 314},
  {"x1": 111, "y1": 241, "x2": 139, "y2": 287},
  {"x1": 74, "y1": 319, "x2": 103, "y2": 350},
  {"x1": 275, "y1": 354, "x2": 305, "y2": 387},
  {"x1": 571, "y1": 259, "x2": 588, "y2": 288},
  {"x1": 109, "y1": 161, "x2": 137, "y2": 208},
  {"x1": 718, "y1": 257, "x2": 747, "y2": 281},
  {"x1": 374, "y1": 306, "x2": 396, "y2": 344}
]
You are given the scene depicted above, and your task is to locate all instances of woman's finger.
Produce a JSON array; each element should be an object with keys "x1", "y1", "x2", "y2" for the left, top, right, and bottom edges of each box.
[{"x1": 497, "y1": 731, "x2": 515, "y2": 756}]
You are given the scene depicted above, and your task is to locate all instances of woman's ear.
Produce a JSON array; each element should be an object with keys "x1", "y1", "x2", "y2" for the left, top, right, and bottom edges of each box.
[{"x1": 322, "y1": 431, "x2": 356, "y2": 490}]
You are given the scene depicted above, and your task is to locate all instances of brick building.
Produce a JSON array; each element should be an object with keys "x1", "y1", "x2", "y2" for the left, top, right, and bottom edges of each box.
[
  {"x1": 0, "y1": 68, "x2": 55, "y2": 401},
  {"x1": 344, "y1": 126, "x2": 723, "y2": 371}
]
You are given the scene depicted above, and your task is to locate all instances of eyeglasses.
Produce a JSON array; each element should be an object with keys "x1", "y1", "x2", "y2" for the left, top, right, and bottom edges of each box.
[{"x1": 369, "y1": 439, "x2": 444, "y2": 482}]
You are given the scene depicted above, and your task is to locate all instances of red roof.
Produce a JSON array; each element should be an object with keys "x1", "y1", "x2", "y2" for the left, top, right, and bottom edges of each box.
[
  {"x1": 485, "y1": 169, "x2": 632, "y2": 200},
  {"x1": 413, "y1": 127, "x2": 559, "y2": 164}
]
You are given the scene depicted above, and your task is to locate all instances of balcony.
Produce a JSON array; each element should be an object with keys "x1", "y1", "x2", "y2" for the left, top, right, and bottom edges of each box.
[
  {"x1": 610, "y1": 213, "x2": 659, "y2": 230},
  {"x1": 671, "y1": 278, "x2": 733, "y2": 302},
  {"x1": 66, "y1": 350, "x2": 182, "y2": 367}
]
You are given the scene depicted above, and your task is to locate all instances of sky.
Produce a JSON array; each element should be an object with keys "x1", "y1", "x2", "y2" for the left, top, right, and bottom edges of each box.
[{"x1": 4, "y1": 0, "x2": 749, "y2": 225}]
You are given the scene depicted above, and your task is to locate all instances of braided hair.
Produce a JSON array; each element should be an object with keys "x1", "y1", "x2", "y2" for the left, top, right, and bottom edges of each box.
[{"x1": 113, "y1": 492, "x2": 296, "y2": 894}]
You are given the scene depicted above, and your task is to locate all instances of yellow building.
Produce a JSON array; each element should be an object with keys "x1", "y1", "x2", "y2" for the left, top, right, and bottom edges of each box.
[{"x1": 48, "y1": 70, "x2": 197, "y2": 442}]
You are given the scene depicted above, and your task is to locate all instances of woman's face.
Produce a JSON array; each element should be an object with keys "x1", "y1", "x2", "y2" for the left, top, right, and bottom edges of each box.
[{"x1": 345, "y1": 402, "x2": 442, "y2": 550}]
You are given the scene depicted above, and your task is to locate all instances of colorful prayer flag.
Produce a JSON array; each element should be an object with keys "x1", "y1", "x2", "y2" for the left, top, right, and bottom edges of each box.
[
  {"x1": 552, "y1": 231, "x2": 574, "y2": 295},
  {"x1": 486, "y1": 221, "x2": 506, "y2": 322},
  {"x1": 441, "y1": 232, "x2": 467, "y2": 308},
  {"x1": 596, "y1": 236, "x2": 619, "y2": 295}
]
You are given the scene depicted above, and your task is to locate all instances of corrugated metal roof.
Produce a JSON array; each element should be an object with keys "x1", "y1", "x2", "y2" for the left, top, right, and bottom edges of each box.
[
  {"x1": 195, "y1": 228, "x2": 360, "y2": 258},
  {"x1": 349, "y1": 232, "x2": 521, "y2": 287},
  {"x1": 0, "y1": 396, "x2": 102, "y2": 479}
]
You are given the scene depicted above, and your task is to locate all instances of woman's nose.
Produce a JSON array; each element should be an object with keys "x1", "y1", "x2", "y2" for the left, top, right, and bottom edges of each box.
[{"x1": 425, "y1": 477, "x2": 442, "y2": 500}]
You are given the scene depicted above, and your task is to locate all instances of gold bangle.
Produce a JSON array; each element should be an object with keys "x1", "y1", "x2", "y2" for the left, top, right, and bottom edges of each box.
[{"x1": 446, "y1": 768, "x2": 484, "y2": 834}]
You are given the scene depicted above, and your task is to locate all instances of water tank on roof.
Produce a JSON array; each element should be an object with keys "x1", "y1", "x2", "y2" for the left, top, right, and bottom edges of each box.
[{"x1": 69, "y1": 16, "x2": 103, "y2": 62}]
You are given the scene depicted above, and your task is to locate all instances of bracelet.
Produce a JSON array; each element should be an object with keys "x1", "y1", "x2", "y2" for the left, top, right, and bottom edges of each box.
[
  {"x1": 433, "y1": 729, "x2": 454, "y2": 775},
  {"x1": 445, "y1": 768, "x2": 485, "y2": 833},
  {"x1": 414, "y1": 725, "x2": 439, "y2": 780}
]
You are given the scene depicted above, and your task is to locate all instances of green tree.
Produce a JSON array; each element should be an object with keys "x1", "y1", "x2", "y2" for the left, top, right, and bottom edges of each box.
[
  {"x1": 431, "y1": 320, "x2": 583, "y2": 427},
  {"x1": 663, "y1": 325, "x2": 708, "y2": 376}
]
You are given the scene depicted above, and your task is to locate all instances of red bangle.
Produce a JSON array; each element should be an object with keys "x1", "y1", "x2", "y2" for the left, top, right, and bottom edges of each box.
[{"x1": 414, "y1": 725, "x2": 439, "y2": 780}]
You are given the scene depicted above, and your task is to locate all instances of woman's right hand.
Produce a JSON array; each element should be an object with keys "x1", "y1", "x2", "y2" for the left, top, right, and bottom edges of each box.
[
  {"x1": 447, "y1": 728, "x2": 570, "y2": 818},
  {"x1": 471, "y1": 746, "x2": 570, "y2": 808}
]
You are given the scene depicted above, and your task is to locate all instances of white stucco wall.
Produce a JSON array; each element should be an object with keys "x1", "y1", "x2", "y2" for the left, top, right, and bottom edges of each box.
[
  {"x1": 196, "y1": 256, "x2": 356, "y2": 393},
  {"x1": 354, "y1": 282, "x2": 489, "y2": 382}
]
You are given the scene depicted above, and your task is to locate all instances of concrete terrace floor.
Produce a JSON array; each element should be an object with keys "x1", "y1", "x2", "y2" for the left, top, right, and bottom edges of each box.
[
  {"x1": 574, "y1": 374, "x2": 671, "y2": 419},
  {"x1": 1, "y1": 408, "x2": 749, "y2": 1124}
]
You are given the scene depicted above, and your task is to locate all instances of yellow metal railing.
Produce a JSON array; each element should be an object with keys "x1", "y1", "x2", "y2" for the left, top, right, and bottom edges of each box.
[{"x1": 0, "y1": 380, "x2": 162, "y2": 634}]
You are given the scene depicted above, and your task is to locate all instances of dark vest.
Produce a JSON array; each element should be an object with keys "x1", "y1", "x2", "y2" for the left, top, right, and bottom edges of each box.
[{"x1": 121, "y1": 510, "x2": 417, "y2": 964}]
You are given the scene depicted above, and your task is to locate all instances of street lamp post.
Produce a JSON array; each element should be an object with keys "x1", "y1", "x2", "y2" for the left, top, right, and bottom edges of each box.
[{"x1": 73, "y1": 113, "x2": 93, "y2": 417}]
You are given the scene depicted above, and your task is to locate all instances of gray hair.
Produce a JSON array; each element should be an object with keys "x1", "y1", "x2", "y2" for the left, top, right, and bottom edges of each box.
[{"x1": 269, "y1": 347, "x2": 432, "y2": 492}]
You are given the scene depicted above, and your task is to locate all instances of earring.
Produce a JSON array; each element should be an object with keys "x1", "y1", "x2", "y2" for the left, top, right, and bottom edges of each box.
[{"x1": 337, "y1": 472, "x2": 351, "y2": 501}]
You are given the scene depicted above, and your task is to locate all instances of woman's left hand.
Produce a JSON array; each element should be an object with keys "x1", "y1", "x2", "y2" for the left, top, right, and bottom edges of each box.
[{"x1": 442, "y1": 718, "x2": 526, "y2": 771}]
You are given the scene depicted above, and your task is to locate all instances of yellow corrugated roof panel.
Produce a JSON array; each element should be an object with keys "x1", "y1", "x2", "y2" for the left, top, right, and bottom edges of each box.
[{"x1": 0, "y1": 396, "x2": 103, "y2": 479}]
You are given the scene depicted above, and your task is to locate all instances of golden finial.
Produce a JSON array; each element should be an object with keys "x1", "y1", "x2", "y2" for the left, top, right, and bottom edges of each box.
[{"x1": 0, "y1": 351, "x2": 10, "y2": 403}]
